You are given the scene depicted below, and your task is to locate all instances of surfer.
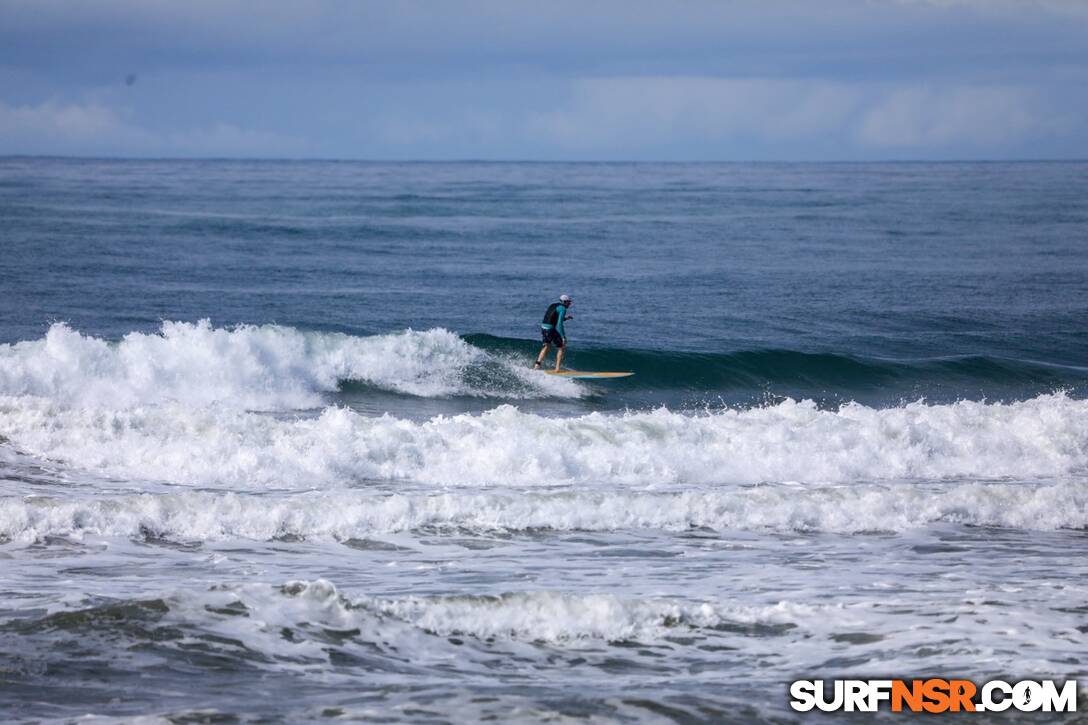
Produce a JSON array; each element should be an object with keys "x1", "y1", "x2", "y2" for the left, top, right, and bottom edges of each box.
[{"x1": 533, "y1": 294, "x2": 573, "y2": 371}]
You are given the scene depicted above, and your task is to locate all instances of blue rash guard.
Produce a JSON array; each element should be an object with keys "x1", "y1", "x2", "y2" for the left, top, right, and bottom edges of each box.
[
  {"x1": 541, "y1": 302, "x2": 570, "y2": 347},
  {"x1": 541, "y1": 302, "x2": 568, "y2": 337}
]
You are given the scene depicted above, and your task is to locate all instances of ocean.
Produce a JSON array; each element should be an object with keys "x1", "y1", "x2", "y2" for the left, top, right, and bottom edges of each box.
[{"x1": 1, "y1": 158, "x2": 1086, "y2": 722}]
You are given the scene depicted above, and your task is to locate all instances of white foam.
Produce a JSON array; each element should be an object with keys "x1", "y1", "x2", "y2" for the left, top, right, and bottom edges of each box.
[
  {"x1": 1, "y1": 394, "x2": 1086, "y2": 488},
  {"x1": 0, "y1": 321, "x2": 574, "y2": 409},
  {"x1": 366, "y1": 591, "x2": 725, "y2": 642},
  {"x1": 3, "y1": 480, "x2": 1085, "y2": 543},
  {"x1": 203, "y1": 579, "x2": 813, "y2": 645}
]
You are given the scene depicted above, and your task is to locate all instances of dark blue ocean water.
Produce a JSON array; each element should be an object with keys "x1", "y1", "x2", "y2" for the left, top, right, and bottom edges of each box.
[
  {"x1": 1, "y1": 159, "x2": 1087, "y2": 722},
  {"x1": 3, "y1": 159, "x2": 1087, "y2": 408}
]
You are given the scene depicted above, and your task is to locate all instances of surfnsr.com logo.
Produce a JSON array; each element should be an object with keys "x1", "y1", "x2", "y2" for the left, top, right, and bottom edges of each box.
[{"x1": 790, "y1": 679, "x2": 1078, "y2": 713}]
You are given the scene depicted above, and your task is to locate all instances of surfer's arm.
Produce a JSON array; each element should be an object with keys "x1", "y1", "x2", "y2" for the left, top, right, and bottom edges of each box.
[{"x1": 556, "y1": 305, "x2": 566, "y2": 338}]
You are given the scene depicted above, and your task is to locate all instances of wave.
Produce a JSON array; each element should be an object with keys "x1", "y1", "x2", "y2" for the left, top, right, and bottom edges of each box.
[
  {"x1": 1, "y1": 323, "x2": 1086, "y2": 491},
  {"x1": 6, "y1": 579, "x2": 813, "y2": 647},
  {"x1": 2, "y1": 323, "x2": 1081, "y2": 416},
  {"x1": 0, "y1": 321, "x2": 578, "y2": 409},
  {"x1": 467, "y1": 333, "x2": 1088, "y2": 394},
  {"x1": 354, "y1": 587, "x2": 796, "y2": 643},
  {"x1": 3, "y1": 481, "x2": 1086, "y2": 543},
  {"x1": 2, "y1": 393, "x2": 1087, "y2": 488}
]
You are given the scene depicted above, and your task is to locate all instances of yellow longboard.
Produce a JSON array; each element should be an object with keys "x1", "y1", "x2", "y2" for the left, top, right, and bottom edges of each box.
[{"x1": 543, "y1": 370, "x2": 634, "y2": 380}]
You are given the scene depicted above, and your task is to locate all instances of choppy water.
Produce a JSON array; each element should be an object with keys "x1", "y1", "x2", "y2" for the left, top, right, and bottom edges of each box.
[{"x1": 1, "y1": 159, "x2": 1087, "y2": 722}]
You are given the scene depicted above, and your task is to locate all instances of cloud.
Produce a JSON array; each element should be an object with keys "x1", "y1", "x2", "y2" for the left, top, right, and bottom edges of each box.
[
  {"x1": 0, "y1": 99, "x2": 126, "y2": 140},
  {"x1": 2, "y1": 0, "x2": 1085, "y2": 80},
  {"x1": 2, "y1": 77, "x2": 1082, "y2": 160},
  {"x1": 509, "y1": 76, "x2": 1081, "y2": 158},
  {"x1": 524, "y1": 77, "x2": 863, "y2": 152},
  {"x1": 0, "y1": 2, "x2": 1085, "y2": 159},
  {"x1": 0, "y1": 99, "x2": 308, "y2": 157},
  {"x1": 857, "y1": 85, "x2": 1052, "y2": 148},
  {"x1": 891, "y1": 0, "x2": 1088, "y2": 19},
  {"x1": 0, "y1": 74, "x2": 879, "y2": 160},
  {"x1": 163, "y1": 122, "x2": 308, "y2": 157}
]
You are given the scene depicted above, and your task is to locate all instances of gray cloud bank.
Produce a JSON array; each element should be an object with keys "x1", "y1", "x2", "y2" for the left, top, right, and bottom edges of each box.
[{"x1": 1, "y1": 0, "x2": 1086, "y2": 160}]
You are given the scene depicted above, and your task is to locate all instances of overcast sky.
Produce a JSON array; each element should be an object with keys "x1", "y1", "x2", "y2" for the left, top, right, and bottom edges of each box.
[{"x1": 1, "y1": 0, "x2": 1086, "y2": 160}]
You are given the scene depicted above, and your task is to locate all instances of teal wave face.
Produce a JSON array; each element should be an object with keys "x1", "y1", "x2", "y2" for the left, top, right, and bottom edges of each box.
[{"x1": 463, "y1": 333, "x2": 1088, "y2": 406}]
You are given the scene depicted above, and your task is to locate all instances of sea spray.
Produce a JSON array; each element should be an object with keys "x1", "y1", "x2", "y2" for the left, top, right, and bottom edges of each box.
[
  {"x1": 0, "y1": 321, "x2": 579, "y2": 408},
  {"x1": 3, "y1": 481, "x2": 1086, "y2": 544},
  {"x1": 1, "y1": 394, "x2": 1086, "y2": 488}
]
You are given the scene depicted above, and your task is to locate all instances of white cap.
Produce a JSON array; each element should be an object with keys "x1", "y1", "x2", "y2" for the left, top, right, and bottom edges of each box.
[{"x1": 559, "y1": 294, "x2": 572, "y2": 303}]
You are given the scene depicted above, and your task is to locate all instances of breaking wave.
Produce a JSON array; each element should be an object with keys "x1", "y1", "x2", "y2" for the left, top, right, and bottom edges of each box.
[
  {"x1": 466, "y1": 333, "x2": 1088, "y2": 395},
  {"x1": 3, "y1": 322, "x2": 1083, "y2": 415},
  {"x1": 2, "y1": 323, "x2": 1086, "y2": 502},
  {"x1": 1, "y1": 394, "x2": 1086, "y2": 488},
  {"x1": 0, "y1": 321, "x2": 578, "y2": 409},
  {"x1": 3, "y1": 481, "x2": 1086, "y2": 544},
  {"x1": 5, "y1": 579, "x2": 816, "y2": 647}
]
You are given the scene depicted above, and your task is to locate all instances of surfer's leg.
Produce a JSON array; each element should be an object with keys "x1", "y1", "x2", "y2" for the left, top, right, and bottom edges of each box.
[
  {"x1": 554, "y1": 346, "x2": 564, "y2": 371},
  {"x1": 534, "y1": 343, "x2": 549, "y2": 369}
]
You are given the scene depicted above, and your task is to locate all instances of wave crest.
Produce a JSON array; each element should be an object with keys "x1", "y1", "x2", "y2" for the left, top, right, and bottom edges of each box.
[
  {"x1": 0, "y1": 321, "x2": 576, "y2": 409},
  {"x1": 3, "y1": 481, "x2": 1086, "y2": 545},
  {"x1": 3, "y1": 394, "x2": 1087, "y2": 487}
]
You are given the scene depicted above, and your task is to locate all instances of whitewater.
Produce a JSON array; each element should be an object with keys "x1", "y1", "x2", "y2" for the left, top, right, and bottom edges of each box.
[
  {"x1": 3, "y1": 322, "x2": 1086, "y2": 492},
  {"x1": 3, "y1": 320, "x2": 1086, "y2": 722},
  {"x1": 3, "y1": 159, "x2": 1087, "y2": 723}
]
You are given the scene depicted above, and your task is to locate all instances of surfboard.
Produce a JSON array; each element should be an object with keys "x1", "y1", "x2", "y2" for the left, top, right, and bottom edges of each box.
[{"x1": 543, "y1": 370, "x2": 634, "y2": 380}]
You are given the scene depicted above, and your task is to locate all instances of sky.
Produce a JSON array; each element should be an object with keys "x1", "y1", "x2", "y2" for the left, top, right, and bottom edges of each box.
[{"x1": 0, "y1": 0, "x2": 1086, "y2": 160}]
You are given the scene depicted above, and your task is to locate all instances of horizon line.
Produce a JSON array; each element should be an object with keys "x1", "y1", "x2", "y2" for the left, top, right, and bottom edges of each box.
[{"x1": 2, "y1": 154, "x2": 1086, "y2": 165}]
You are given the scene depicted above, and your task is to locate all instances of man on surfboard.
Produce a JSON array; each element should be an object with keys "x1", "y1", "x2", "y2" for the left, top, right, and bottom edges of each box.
[{"x1": 533, "y1": 294, "x2": 573, "y2": 371}]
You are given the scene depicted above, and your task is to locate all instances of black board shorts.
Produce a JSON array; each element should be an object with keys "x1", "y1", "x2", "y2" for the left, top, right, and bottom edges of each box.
[{"x1": 541, "y1": 328, "x2": 565, "y2": 347}]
